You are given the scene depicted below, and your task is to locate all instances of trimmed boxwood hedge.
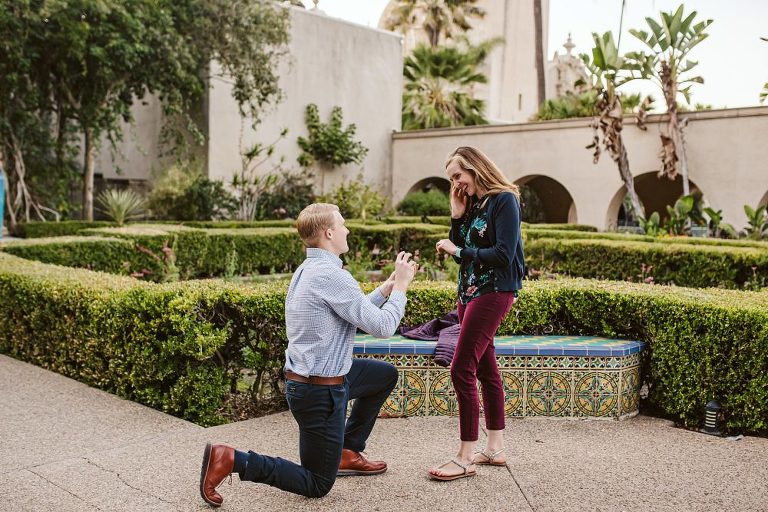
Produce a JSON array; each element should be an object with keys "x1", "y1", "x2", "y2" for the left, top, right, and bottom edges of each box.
[
  {"x1": 525, "y1": 228, "x2": 768, "y2": 249},
  {"x1": 1, "y1": 253, "x2": 766, "y2": 432},
  {"x1": 525, "y1": 238, "x2": 768, "y2": 289},
  {"x1": 522, "y1": 222, "x2": 598, "y2": 232},
  {"x1": 6, "y1": 222, "x2": 767, "y2": 290},
  {"x1": 0, "y1": 236, "x2": 159, "y2": 276}
]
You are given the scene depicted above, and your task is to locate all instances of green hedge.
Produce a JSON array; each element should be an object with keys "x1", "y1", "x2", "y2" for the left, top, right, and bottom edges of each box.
[
  {"x1": 525, "y1": 238, "x2": 768, "y2": 289},
  {"x1": 12, "y1": 221, "x2": 118, "y2": 238},
  {"x1": 0, "y1": 236, "x2": 159, "y2": 276},
  {"x1": 523, "y1": 222, "x2": 598, "y2": 232},
  {"x1": 525, "y1": 228, "x2": 768, "y2": 249},
  {"x1": 78, "y1": 225, "x2": 305, "y2": 278},
  {"x1": 1, "y1": 252, "x2": 766, "y2": 432}
]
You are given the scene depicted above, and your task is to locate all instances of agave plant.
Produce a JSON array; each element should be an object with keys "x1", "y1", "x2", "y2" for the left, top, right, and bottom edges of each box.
[{"x1": 96, "y1": 188, "x2": 145, "y2": 226}]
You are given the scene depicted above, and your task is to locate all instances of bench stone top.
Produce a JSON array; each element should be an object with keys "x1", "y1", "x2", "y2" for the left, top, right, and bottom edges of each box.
[{"x1": 353, "y1": 334, "x2": 645, "y2": 357}]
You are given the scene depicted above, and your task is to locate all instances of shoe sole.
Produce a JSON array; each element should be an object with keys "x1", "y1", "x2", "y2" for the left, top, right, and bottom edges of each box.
[
  {"x1": 337, "y1": 467, "x2": 387, "y2": 476},
  {"x1": 199, "y1": 442, "x2": 221, "y2": 508},
  {"x1": 428, "y1": 471, "x2": 477, "y2": 481}
]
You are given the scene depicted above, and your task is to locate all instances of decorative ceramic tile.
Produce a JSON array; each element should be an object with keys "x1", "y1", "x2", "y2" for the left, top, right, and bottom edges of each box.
[{"x1": 354, "y1": 335, "x2": 644, "y2": 419}]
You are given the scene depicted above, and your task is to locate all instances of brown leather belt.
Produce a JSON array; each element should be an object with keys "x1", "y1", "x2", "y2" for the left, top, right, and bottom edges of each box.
[{"x1": 285, "y1": 370, "x2": 344, "y2": 386}]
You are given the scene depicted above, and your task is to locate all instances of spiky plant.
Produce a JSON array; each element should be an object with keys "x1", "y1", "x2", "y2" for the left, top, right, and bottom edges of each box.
[{"x1": 96, "y1": 188, "x2": 145, "y2": 226}]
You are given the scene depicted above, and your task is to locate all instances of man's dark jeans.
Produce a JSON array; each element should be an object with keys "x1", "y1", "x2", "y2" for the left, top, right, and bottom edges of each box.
[{"x1": 239, "y1": 358, "x2": 398, "y2": 497}]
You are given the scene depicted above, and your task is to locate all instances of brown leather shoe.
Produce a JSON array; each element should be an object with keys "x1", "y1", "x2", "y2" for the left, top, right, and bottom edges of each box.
[
  {"x1": 337, "y1": 448, "x2": 387, "y2": 476},
  {"x1": 199, "y1": 442, "x2": 234, "y2": 507}
]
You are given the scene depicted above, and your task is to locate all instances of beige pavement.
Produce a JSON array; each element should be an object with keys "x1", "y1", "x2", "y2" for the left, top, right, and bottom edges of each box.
[{"x1": 1, "y1": 354, "x2": 766, "y2": 512}]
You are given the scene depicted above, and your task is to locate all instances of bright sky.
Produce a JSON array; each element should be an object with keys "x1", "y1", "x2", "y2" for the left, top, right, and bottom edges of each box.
[{"x1": 298, "y1": 0, "x2": 768, "y2": 109}]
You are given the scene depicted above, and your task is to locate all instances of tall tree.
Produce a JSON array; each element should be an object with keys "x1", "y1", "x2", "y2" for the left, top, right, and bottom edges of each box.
[
  {"x1": 0, "y1": 1, "x2": 60, "y2": 228},
  {"x1": 582, "y1": 32, "x2": 648, "y2": 221},
  {"x1": 17, "y1": 0, "x2": 289, "y2": 221},
  {"x1": 626, "y1": 4, "x2": 712, "y2": 196},
  {"x1": 384, "y1": 0, "x2": 485, "y2": 48},
  {"x1": 533, "y1": 0, "x2": 546, "y2": 106},
  {"x1": 402, "y1": 40, "x2": 499, "y2": 130}
]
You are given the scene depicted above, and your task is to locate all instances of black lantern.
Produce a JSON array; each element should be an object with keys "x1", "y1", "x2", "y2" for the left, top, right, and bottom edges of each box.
[{"x1": 704, "y1": 400, "x2": 722, "y2": 435}]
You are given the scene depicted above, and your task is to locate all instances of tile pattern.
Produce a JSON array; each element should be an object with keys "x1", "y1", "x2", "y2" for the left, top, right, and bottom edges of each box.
[{"x1": 354, "y1": 336, "x2": 644, "y2": 419}]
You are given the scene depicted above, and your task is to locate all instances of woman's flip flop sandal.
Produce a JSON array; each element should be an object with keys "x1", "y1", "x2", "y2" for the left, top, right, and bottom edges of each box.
[
  {"x1": 428, "y1": 459, "x2": 477, "y2": 481},
  {"x1": 473, "y1": 449, "x2": 506, "y2": 466}
]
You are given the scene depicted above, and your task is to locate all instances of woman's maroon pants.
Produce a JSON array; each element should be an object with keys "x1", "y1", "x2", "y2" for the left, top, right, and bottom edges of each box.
[{"x1": 453, "y1": 291, "x2": 516, "y2": 441}]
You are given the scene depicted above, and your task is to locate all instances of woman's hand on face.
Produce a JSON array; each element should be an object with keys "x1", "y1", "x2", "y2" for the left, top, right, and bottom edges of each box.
[
  {"x1": 435, "y1": 238, "x2": 458, "y2": 256},
  {"x1": 450, "y1": 184, "x2": 468, "y2": 219}
]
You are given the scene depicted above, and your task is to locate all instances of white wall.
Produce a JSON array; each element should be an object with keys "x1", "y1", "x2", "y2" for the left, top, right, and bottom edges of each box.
[
  {"x1": 391, "y1": 106, "x2": 768, "y2": 230},
  {"x1": 207, "y1": 7, "x2": 403, "y2": 197},
  {"x1": 92, "y1": 6, "x2": 403, "y2": 200}
]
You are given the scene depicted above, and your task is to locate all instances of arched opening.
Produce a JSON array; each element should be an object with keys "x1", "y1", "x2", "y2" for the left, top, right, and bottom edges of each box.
[
  {"x1": 606, "y1": 172, "x2": 704, "y2": 230},
  {"x1": 514, "y1": 175, "x2": 576, "y2": 224},
  {"x1": 406, "y1": 177, "x2": 450, "y2": 196}
]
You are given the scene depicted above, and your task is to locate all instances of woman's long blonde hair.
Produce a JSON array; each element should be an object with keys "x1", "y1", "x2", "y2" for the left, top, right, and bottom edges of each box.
[{"x1": 445, "y1": 146, "x2": 520, "y2": 202}]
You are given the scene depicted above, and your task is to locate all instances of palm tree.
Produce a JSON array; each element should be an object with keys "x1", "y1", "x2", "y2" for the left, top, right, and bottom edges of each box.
[
  {"x1": 402, "y1": 43, "x2": 490, "y2": 130},
  {"x1": 582, "y1": 32, "x2": 648, "y2": 221},
  {"x1": 626, "y1": 4, "x2": 712, "y2": 196},
  {"x1": 384, "y1": 0, "x2": 485, "y2": 49}
]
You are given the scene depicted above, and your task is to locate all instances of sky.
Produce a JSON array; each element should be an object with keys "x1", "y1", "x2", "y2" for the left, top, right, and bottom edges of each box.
[{"x1": 296, "y1": 0, "x2": 768, "y2": 109}]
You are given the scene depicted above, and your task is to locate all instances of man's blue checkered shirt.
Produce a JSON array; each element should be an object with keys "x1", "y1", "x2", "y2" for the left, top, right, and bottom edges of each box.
[{"x1": 284, "y1": 248, "x2": 407, "y2": 377}]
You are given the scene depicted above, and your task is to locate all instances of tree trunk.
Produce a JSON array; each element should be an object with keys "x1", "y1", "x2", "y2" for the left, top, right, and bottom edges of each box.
[
  {"x1": 533, "y1": 0, "x2": 546, "y2": 107},
  {"x1": 661, "y1": 61, "x2": 690, "y2": 195},
  {"x1": 83, "y1": 128, "x2": 95, "y2": 221},
  {"x1": 672, "y1": 116, "x2": 690, "y2": 196},
  {"x1": 616, "y1": 137, "x2": 644, "y2": 219}
]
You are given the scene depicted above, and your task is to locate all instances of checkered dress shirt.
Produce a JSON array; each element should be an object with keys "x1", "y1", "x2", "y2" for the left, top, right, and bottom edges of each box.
[{"x1": 284, "y1": 248, "x2": 407, "y2": 377}]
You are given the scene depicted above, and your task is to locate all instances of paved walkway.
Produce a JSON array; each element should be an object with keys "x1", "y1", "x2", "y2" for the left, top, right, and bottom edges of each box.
[{"x1": 2, "y1": 354, "x2": 767, "y2": 512}]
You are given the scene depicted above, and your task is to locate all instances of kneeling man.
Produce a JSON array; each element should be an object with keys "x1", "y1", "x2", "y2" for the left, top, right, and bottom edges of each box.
[{"x1": 200, "y1": 203, "x2": 418, "y2": 506}]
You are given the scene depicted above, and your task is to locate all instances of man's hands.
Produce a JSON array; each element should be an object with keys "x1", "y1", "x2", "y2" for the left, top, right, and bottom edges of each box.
[
  {"x1": 450, "y1": 183, "x2": 468, "y2": 219},
  {"x1": 387, "y1": 251, "x2": 417, "y2": 293},
  {"x1": 435, "y1": 238, "x2": 458, "y2": 257}
]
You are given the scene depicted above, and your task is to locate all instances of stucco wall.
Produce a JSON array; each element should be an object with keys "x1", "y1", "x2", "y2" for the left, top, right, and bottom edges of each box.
[
  {"x1": 391, "y1": 106, "x2": 768, "y2": 230},
  {"x1": 207, "y1": 7, "x2": 403, "y2": 197},
  {"x1": 92, "y1": 7, "x2": 403, "y2": 199}
]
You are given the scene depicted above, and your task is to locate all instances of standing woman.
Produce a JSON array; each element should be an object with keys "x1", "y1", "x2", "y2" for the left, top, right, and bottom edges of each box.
[{"x1": 429, "y1": 146, "x2": 524, "y2": 481}]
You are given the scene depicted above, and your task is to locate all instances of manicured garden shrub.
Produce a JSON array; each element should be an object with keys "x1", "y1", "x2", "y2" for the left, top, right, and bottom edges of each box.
[
  {"x1": 525, "y1": 228, "x2": 768, "y2": 249},
  {"x1": 1, "y1": 253, "x2": 765, "y2": 433},
  {"x1": 525, "y1": 238, "x2": 768, "y2": 289},
  {"x1": 397, "y1": 189, "x2": 451, "y2": 216},
  {"x1": 13, "y1": 221, "x2": 117, "y2": 238},
  {"x1": 0, "y1": 236, "x2": 159, "y2": 276},
  {"x1": 522, "y1": 222, "x2": 598, "y2": 232}
]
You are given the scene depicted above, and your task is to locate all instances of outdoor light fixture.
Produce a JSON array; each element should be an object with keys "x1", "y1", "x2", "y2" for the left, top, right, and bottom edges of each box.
[{"x1": 704, "y1": 400, "x2": 722, "y2": 436}]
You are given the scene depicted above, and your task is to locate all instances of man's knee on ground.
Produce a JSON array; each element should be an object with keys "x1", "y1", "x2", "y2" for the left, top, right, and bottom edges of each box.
[{"x1": 308, "y1": 476, "x2": 335, "y2": 498}]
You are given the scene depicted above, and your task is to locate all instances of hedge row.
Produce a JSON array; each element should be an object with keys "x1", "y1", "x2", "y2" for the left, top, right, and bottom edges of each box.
[
  {"x1": 1, "y1": 223, "x2": 448, "y2": 279},
  {"x1": 525, "y1": 238, "x2": 768, "y2": 289},
  {"x1": 525, "y1": 228, "x2": 768, "y2": 249},
  {"x1": 6, "y1": 223, "x2": 767, "y2": 289},
  {"x1": 0, "y1": 236, "x2": 159, "y2": 276},
  {"x1": 1, "y1": 252, "x2": 766, "y2": 432},
  {"x1": 12, "y1": 218, "x2": 600, "y2": 238}
]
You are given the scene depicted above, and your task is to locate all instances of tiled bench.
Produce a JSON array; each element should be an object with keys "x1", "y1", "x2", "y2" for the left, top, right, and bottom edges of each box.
[{"x1": 353, "y1": 334, "x2": 645, "y2": 419}]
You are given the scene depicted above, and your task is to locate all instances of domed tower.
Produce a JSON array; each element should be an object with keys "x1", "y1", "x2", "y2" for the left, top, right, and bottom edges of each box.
[{"x1": 379, "y1": 0, "x2": 551, "y2": 123}]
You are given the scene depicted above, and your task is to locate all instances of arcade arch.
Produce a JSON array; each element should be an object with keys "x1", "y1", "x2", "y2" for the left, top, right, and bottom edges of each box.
[
  {"x1": 606, "y1": 172, "x2": 703, "y2": 229},
  {"x1": 405, "y1": 177, "x2": 451, "y2": 196},
  {"x1": 514, "y1": 175, "x2": 576, "y2": 224}
]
